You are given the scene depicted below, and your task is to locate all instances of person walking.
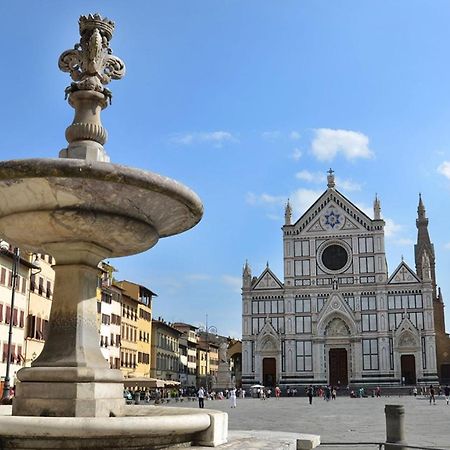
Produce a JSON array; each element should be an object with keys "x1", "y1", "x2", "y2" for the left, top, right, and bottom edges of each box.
[
  {"x1": 307, "y1": 385, "x2": 313, "y2": 405},
  {"x1": 444, "y1": 385, "x2": 450, "y2": 405},
  {"x1": 198, "y1": 387, "x2": 205, "y2": 409},
  {"x1": 230, "y1": 387, "x2": 237, "y2": 408},
  {"x1": 429, "y1": 385, "x2": 436, "y2": 405}
]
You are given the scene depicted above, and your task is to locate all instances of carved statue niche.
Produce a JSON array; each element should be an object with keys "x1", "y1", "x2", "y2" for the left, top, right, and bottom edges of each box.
[
  {"x1": 325, "y1": 317, "x2": 350, "y2": 337},
  {"x1": 398, "y1": 332, "x2": 417, "y2": 348}
]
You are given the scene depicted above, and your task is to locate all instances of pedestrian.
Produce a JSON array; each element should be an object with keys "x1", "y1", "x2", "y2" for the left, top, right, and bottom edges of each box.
[
  {"x1": 325, "y1": 385, "x2": 331, "y2": 401},
  {"x1": 307, "y1": 385, "x2": 313, "y2": 405},
  {"x1": 375, "y1": 386, "x2": 381, "y2": 398},
  {"x1": 275, "y1": 386, "x2": 281, "y2": 399},
  {"x1": 230, "y1": 387, "x2": 237, "y2": 408},
  {"x1": 444, "y1": 385, "x2": 450, "y2": 405},
  {"x1": 331, "y1": 387, "x2": 337, "y2": 400},
  {"x1": 429, "y1": 385, "x2": 436, "y2": 405},
  {"x1": 198, "y1": 386, "x2": 205, "y2": 409},
  {"x1": 413, "y1": 387, "x2": 417, "y2": 397}
]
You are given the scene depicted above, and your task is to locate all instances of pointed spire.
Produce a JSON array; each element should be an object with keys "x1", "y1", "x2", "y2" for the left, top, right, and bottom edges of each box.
[
  {"x1": 327, "y1": 168, "x2": 335, "y2": 189},
  {"x1": 438, "y1": 287, "x2": 443, "y2": 303},
  {"x1": 266, "y1": 261, "x2": 270, "y2": 269},
  {"x1": 415, "y1": 193, "x2": 436, "y2": 298},
  {"x1": 242, "y1": 260, "x2": 252, "y2": 288},
  {"x1": 373, "y1": 193, "x2": 381, "y2": 220},
  {"x1": 417, "y1": 193, "x2": 427, "y2": 223},
  {"x1": 284, "y1": 199, "x2": 292, "y2": 225}
]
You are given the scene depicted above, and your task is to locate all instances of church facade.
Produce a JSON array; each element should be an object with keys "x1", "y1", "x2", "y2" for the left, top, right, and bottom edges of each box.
[{"x1": 241, "y1": 170, "x2": 448, "y2": 388}]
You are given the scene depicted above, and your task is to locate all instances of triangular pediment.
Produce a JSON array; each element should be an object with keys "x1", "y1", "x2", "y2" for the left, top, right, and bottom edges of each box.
[
  {"x1": 388, "y1": 261, "x2": 421, "y2": 284},
  {"x1": 292, "y1": 189, "x2": 379, "y2": 235},
  {"x1": 394, "y1": 316, "x2": 420, "y2": 346},
  {"x1": 253, "y1": 267, "x2": 284, "y2": 290},
  {"x1": 316, "y1": 293, "x2": 357, "y2": 335},
  {"x1": 255, "y1": 320, "x2": 281, "y2": 352}
]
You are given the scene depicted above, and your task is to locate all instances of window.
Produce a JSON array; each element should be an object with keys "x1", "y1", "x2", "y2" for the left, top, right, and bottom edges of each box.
[
  {"x1": 361, "y1": 296, "x2": 376, "y2": 311},
  {"x1": 389, "y1": 338, "x2": 394, "y2": 370},
  {"x1": 270, "y1": 317, "x2": 285, "y2": 333},
  {"x1": 317, "y1": 297, "x2": 327, "y2": 312},
  {"x1": 46, "y1": 281, "x2": 52, "y2": 299},
  {"x1": 295, "y1": 260, "x2": 310, "y2": 276},
  {"x1": 389, "y1": 313, "x2": 403, "y2": 330},
  {"x1": 422, "y1": 337, "x2": 427, "y2": 369},
  {"x1": 358, "y1": 237, "x2": 374, "y2": 253},
  {"x1": 296, "y1": 316, "x2": 312, "y2": 334},
  {"x1": 362, "y1": 314, "x2": 377, "y2": 332},
  {"x1": 388, "y1": 294, "x2": 423, "y2": 310},
  {"x1": 322, "y1": 244, "x2": 349, "y2": 271},
  {"x1": 0, "y1": 304, "x2": 2, "y2": 322},
  {"x1": 408, "y1": 312, "x2": 424, "y2": 329},
  {"x1": 359, "y1": 257, "x2": 374, "y2": 273},
  {"x1": 344, "y1": 296, "x2": 356, "y2": 311},
  {"x1": 363, "y1": 339, "x2": 378, "y2": 370},
  {"x1": 19, "y1": 310, "x2": 24, "y2": 328},
  {"x1": 0, "y1": 268, "x2": 5, "y2": 285},
  {"x1": 296, "y1": 341, "x2": 312, "y2": 371},
  {"x1": 295, "y1": 298, "x2": 311, "y2": 313},
  {"x1": 294, "y1": 240, "x2": 310, "y2": 257}
]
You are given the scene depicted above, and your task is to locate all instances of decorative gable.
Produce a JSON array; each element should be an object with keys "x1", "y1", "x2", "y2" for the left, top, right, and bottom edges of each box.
[
  {"x1": 252, "y1": 267, "x2": 284, "y2": 290},
  {"x1": 293, "y1": 189, "x2": 377, "y2": 235},
  {"x1": 388, "y1": 261, "x2": 421, "y2": 284},
  {"x1": 316, "y1": 293, "x2": 357, "y2": 336},
  {"x1": 394, "y1": 316, "x2": 420, "y2": 347},
  {"x1": 255, "y1": 320, "x2": 281, "y2": 353}
]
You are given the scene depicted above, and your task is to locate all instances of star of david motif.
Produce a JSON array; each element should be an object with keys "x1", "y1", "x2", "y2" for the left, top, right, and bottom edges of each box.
[{"x1": 324, "y1": 211, "x2": 341, "y2": 229}]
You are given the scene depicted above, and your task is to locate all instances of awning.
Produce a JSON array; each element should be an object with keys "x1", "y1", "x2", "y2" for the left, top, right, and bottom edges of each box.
[{"x1": 123, "y1": 378, "x2": 165, "y2": 388}]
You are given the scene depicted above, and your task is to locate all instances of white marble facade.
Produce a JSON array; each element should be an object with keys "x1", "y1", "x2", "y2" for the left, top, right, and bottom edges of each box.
[{"x1": 242, "y1": 171, "x2": 439, "y2": 388}]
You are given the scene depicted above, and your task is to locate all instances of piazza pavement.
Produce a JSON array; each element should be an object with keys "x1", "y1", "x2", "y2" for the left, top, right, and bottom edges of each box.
[{"x1": 168, "y1": 393, "x2": 450, "y2": 449}]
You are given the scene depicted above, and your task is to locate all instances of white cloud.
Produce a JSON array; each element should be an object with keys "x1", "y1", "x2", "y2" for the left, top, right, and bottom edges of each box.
[
  {"x1": 444, "y1": 242, "x2": 450, "y2": 251},
  {"x1": 246, "y1": 192, "x2": 285, "y2": 207},
  {"x1": 393, "y1": 238, "x2": 415, "y2": 246},
  {"x1": 221, "y1": 275, "x2": 241, "y2": 293},
  {"x1": 384, "y1": 218, "x2": 403, "y2": 238},
  {"x1": 170, "y1": 131, "x2": 237, "y2": 147},
  {"x1": 311, "y1": 128, "x2": 374, "y2": 161},
  {"x1": 437, "y1": 161, "x2": 450, "y2": 179},
  {"x1": 290, "y1": 131, "x2": 301, "y2": 140},
  {"x1": 335, "y1": 177, "x2": 362, "y2": 192},
  {"x1": 295, "y1": 170, "x2": 325, "y2": 183},
  {"x1": 289, "y1": 188, "x2": 323, "y2": 216},
  {"x1": 291, "y1": 148, "x2": 302, "y2": 160},
  {"x1": 355, "y1": 202, "x2": 374, "y2": 218}
]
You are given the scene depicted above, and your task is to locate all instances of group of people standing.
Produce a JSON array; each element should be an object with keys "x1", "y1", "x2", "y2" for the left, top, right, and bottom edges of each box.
[
  {"x1": 426, "y1": 384, "x2": 450, "y2": 405},
  {"x1": 197, "y1": 386, "x2": 238, "y2": 408},
  {"x1": 306, "y1": 385, "x2": 338, "y2": 404}
]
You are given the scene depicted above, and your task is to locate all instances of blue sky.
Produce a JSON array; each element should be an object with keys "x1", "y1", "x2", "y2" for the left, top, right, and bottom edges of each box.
[{"x1": 1, "y1": 1, "x2": 450, "y2": 338}]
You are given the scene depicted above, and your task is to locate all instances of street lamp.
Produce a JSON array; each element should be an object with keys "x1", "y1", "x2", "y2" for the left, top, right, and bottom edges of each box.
[
  {"x1": 0, "y1": 244, "x2": 20, "y2": 402},
  {"x1": 200, "y1": 315, "x2": 217, "y2": 392},
  {"x1": 0, "y1": 244, "x2": 40, "y2": 402}
]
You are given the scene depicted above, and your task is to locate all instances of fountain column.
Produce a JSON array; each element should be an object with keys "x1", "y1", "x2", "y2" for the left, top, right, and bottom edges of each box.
[{"x1": 13, "y1": 14, "x2": 127, "y2": 417}]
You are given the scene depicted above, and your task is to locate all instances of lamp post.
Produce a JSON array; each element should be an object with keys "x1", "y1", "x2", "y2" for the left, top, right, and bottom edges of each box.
[
  {"x1": 1, "y1": 245, "x2": 20, "y2": 401},
  {"x1": 202, "y1": 315, "x2": 217, "y2": 392},
  {"x1": 0, "y1": 245, "x2": 41, "y2": 402}
]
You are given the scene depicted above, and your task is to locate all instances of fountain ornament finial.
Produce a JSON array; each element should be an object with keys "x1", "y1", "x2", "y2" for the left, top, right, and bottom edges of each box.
[
  {"x1": 58, "y1": 14, "x2": 126, "y2": 162},
  {"x1": 59, "y1": 13, "x2": 125, "y2": 100}
]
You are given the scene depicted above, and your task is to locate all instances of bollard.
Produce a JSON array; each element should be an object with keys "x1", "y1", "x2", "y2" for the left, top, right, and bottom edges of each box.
[{"x1": 385, "y1": 405, "x2": 407, "y2": 450}]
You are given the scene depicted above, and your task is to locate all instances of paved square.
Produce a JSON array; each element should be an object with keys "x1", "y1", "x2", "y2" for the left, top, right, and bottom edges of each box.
[{"x1": 169, "y1": 395, "x2": 450, "y2": 449}]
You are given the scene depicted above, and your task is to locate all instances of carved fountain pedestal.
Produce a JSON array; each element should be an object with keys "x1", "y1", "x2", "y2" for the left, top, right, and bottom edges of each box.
[{"x1": 0, "y1": 13, "x2": 227, "y2": 448}]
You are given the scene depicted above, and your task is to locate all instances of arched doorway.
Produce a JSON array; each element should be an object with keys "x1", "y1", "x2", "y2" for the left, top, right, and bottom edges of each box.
[
  {"x1": 401, "y1": 355, "x2": 416, "y2": 385},
  {"x1": 263, "y1": 358, "x2": 276, "y2": 387},
  {"x1": 329, "y1": 348, "x2": 348, "y2": 386}
]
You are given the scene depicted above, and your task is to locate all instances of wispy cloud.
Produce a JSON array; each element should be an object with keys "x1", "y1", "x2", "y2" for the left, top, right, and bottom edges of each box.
[
  {"x1": 246, "y1": 192, "x2": 285, "y2": 206},
  {"x1": 444, "y1": 242, "x2": 450, "y2": 251},
  {"x1": 170, "y1": 131, "x2": 237, "y2": 147},
  {"x1": 384, "y1": 218, "x2": 403, "y2": 237},
  {"x1": 291, "y1": 148, "x2": 302, "y2": 161},
  {"x1": 221, "y1": 275, "x2": 241, "y2": 293},
  {"x1": 336, "y1": 177, "x2": 362, "y2": 192},
  {"x1": 290, "y1": 131, "x2": 301, "y2": 141},
  {"x1": 311, "y1": 128, "x2": 374, "y2": 161},
  {"x1": 296, "y1": 170, "x2": 325, "y2": 183},
  {"x1": 437, "y1": 161, "x2": 450, "y2": 179},
  {"x1": 261, "y1": 130, "x2": 281, "y2": 141},
  {"x1": 289, "y1": 188, "x2": 323, "y2": 216}
]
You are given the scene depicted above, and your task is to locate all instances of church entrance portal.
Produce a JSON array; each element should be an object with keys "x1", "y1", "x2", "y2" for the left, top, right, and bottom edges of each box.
[
  {"x1": 401, "y1": 355, "x2": 416, "y2": 385},
  {"x1": 329, "y1": 348, "x2": 348, "y2": 387},
  {"x1": 263, "y1": 358, "x2": 276, "y2": 387}
]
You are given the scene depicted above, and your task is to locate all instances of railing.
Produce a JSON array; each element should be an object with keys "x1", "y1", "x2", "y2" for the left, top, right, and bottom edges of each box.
[{"x1": 321, "y1": 444, "x2": 447, "y2": 450}]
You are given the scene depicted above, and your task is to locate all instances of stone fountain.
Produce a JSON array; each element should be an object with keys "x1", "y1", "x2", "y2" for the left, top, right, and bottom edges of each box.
[{"x1": 0, "y1": 13, "x2": 227, "y2": 449}]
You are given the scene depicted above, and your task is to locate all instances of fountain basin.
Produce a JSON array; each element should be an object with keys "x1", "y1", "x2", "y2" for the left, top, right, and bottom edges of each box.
[
  {"x1": 0, "y1": 158, "x2": 203, "y2": 257},
  {"x1": 0, "y1": 406, "x2": 228, "y2": 449}
]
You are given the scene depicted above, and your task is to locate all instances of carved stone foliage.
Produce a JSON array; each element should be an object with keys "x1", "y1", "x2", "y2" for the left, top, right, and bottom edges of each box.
[
  {"x1": 325, "y1": 317, "x2": 350, "y2": 337},
  {"x1": 58, "y1": 13, "x2": 125, "y2": 99},
  {"x1": 398, "y1": 332, "x2": 417, "y2": 348}
]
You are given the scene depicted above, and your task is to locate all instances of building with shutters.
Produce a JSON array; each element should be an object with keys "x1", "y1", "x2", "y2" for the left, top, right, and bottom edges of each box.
[{"x1": 242, "y1": 170, "x2": 449, "y2": 389}]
